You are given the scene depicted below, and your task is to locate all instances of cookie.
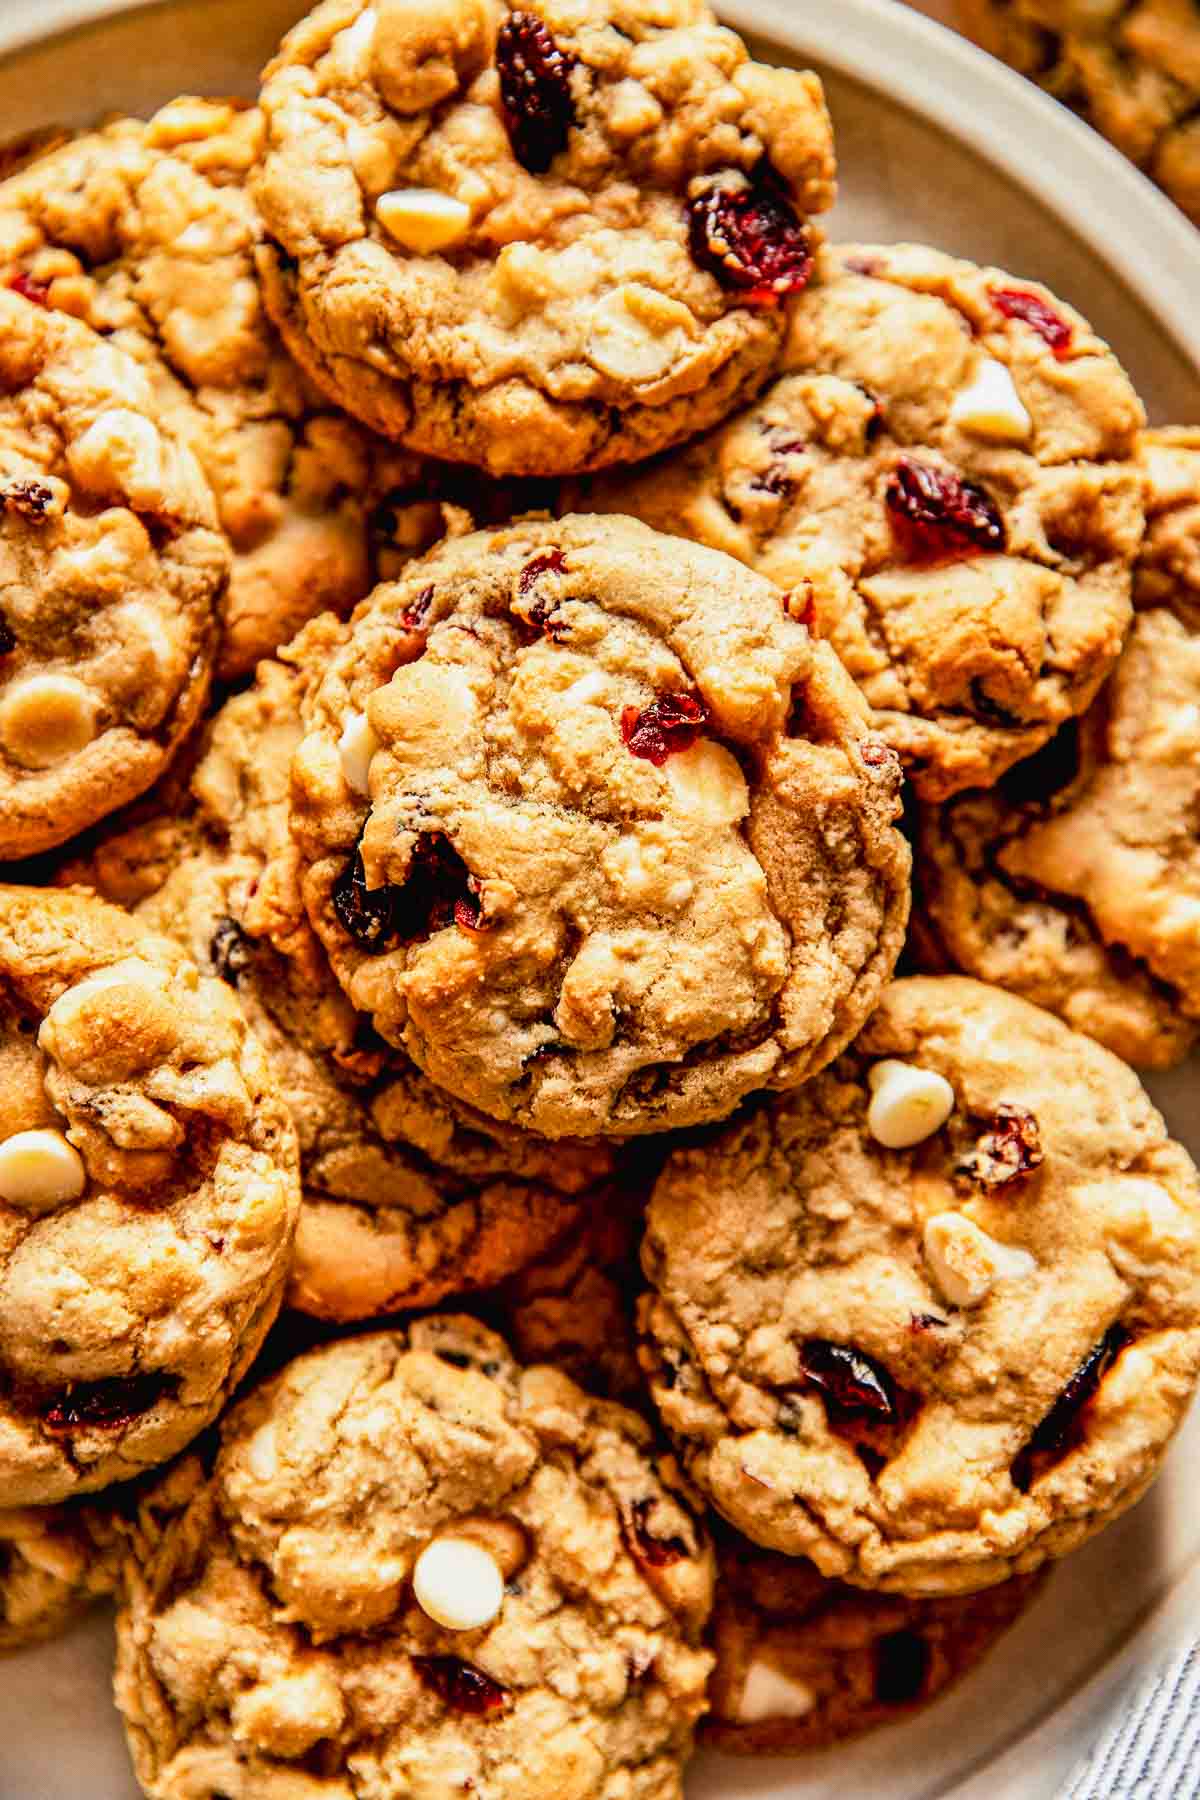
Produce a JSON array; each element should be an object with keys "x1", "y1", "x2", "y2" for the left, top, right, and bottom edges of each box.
[
  {"x1": 0, "y1": 884, "x2": 300, "y2": 1505},
  {"x1": 914, "y1": 428, "x2": 1200, "y2": 1069},
  {"x1": 66, "y1": 648, "x2": 614, "y2": 1322},
  {"x1": 591, "y1": 243, "x2": 1145, "y2": 800},
  {"x1": 639, "y1": 976, "x2": 1200, "y2": 1594},
  {"x1": 703, "y1": 1532, "x2": 1045, "y2": 1754},
  {"x1": 253, "y1": 0, "x2": 836, "y2": 476},
  {"x1": 0, "y1": 287, "x2": 227, "y2": 858},
  {"x1": 959, "y1": 0, "x2": 1200, "y2": 224},
  {"x1": 0, "y1": 99, "x2": 459, "y2": 679},
  {"x1": 114, "y1": 1319, "x2": 715, "y2": 1799},
  {"x1": 0, "y1": 1500, "x2": 120, "y2": 1651},
  {"x1": 488, "y1": 1174, "x2": 648, "y2": 1402},
  {"x1": 286, "y1": 514, "x2": 912, "y2": 1138}
]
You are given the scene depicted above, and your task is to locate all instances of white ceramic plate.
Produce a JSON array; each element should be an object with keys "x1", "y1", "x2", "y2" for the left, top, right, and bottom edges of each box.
[{"x1": 0, "y1": 2, "x2": 1197, "y2": 1796}]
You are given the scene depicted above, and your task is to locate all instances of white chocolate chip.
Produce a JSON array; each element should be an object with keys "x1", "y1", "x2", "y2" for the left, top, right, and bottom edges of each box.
[
  {"x1": 923, "y1": 1211, "x2": 1037, "y2": 1308},
  {"x1": 0, "y1": 1128, "x2": 86, "y2": 1213},
  {"x1": 68, "y1": 408, "x2": 167, "y2": 509},
  {"x1": 949, "y1": 358, "x2": 1033, "y2": 443},
  {"x1": 376, "y1": 188, "x2": 471, "y2": 254},
  {"x1": 562, "y1": 670, "x2": 607, "y2": 707},
  {"x1": 738, "y1": 1660, "x2": 817, "y2": 1724},
  {"x1": 338, "y1": 712, "x2": 380, "y2": 795},
  {"x1": 585, "y1": 285, "x2": 695, "y2": 384},
  {"x1": 0, "y1": 673, "x2": 98, "y2": 768},
  {"x1": 1106, "y1": 1177, "x2": 1193, "y2": 1252},
  {"x1": 413, "y1": 1537, "x2": 505, "y2": 1632},
  {"x1": 866, "y1": 1060, "x2": 956, "y2": 1149},
  {"x1": 664, "y1": 740, "x2": 749, "y2": 825},
  {"x1": 244, "y1": 1421, "x2": 280, "y2": 1483}
]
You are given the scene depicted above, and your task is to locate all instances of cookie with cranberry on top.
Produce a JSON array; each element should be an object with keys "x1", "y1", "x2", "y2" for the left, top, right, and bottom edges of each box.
[
  {"x1": 639, "y1": 976, "x2": 1200, "y2": 1594},
  {"x1": 285, "y1": 513, "x2": 911, "y2": 1138},
  {"x1": 253, "y1": 0, "x2": 836, "y2": 474}
]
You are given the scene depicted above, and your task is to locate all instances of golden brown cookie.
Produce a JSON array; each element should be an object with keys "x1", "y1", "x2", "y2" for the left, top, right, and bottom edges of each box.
[
  {"x1": 0, "y1": 884, "x2": 299, "y2": 1505},
  {"x1": 254, "y1": 0, "x2": 836, "y2": 475},
  {"x1": 114, "y1": 1320, "x2": 715, "y2": 1799},
  {"x1": 0, "y1": 99, "x2": 461, "y2": 679},
  {"x1": 593, "y1": 243, "x2": 1145, "y2": 800},
  {"x1": 959, "y1": 0, "x2": 1200, "y2": 224},
  {"x1": 914, "y1": 428, "x2": 1200, "y2": 1068},
  {"x1": 0, "y1": 288, "x2": 226, "y2": 857},
  {"x1": 639, "y1": 977, "x2": 1200, "y2": 1594},
  {"x1": 703, "y1": 1532, "x2": 1046, "y2": 1753},
  {"x1": 0, "y1": 1499, "x2": 121, "y2": 1651},
  {"x1": 286, "y1": 514, "x2": 911, "y2": 1138}
]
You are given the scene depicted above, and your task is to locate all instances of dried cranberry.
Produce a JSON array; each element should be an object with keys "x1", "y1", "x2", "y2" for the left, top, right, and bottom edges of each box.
[
  {"x1": 798, "y1": 1340, "x2": 897, "y2": 1419},
  {"x1": 861, "y1": 740, "x2": 900, "y2": 773},
  {"x1": 414, "y1": 1655, "x2": 510, "y2": 1715},
  {"x1": 514, "y1": 549, "x2": 569, "y2": 637},
  {"x1": 209, "y1": 916, "x2": 253, "y2": 986},
  {"x1": 886, "y1": 457, "x2": 1006, "y2": 562},
  {"x1": 2, "y1": 478, "x2": 55, "y2": 521},
  {"x1": 42, "y1": 1373, "x2": 174, "y2": 1433},
  {"x1": 875, "y1": 1629, "x2": 931, "y2": 1706},
  {"x1": 1011, "y1": 1324, "x2": 1128, "y2": 1491},
  {"x1": 496, "y1": 12, "x2": 576, "y2": 174},
  {"x1": 402, "y1": 584, "x2": 435, "y2": 631},
  {"x1": 7, "y1": 271, "x2": 50, "y2": 307},
  {"x1": 958, "y1": 1105, "x2": 1044, "y2": 1188},
  {"x1": 621, "y1": 693, "x2": 707, "y2": 766},
  {"x1": 991, "y1": 287, "x2": 1073, "y2": 359},
  {"x1": 687, "y1": 181, "x2": 814, "y2": 307},
  {"x1": 334, "y1": 832, "x2": 485, "y2": 953},
  {"x1": 910, "y1": 1312, "x2": 949, "y2": 1334},
  {"x1": 625, "y1": 1497, "x2": 690, "y2": 1568}
]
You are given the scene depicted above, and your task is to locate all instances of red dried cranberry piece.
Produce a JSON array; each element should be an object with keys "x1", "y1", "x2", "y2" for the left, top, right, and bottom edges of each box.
[
  {"x1": 910, "y1": 1312, "x2": 949, "y2": 1334},
  {"x1": 209, "y1": 916, "x2": 253, "y2": 986},
  {"x1": 1011, "y1": 1324, "x2": 1128, "y2": 1491},
  {"x1": 861, "y1": 740, "x2": 901, "y2": 775},
  {"x1": 687, "y1": 182, "x2": 814, "y2": 307},
  {"x1": 496, "y1": 12, "x2": 576, "y2": 174},
  {"x1": 515, "y1": 549, "x2": 569, "y2": 637},
  {"x1": 875, "y1": 1629, "x2": 932, "y2": 1706},
  {"x1": 798, "y1": 1339, "x2": 897, "y2": 1419},
  {"x1": 402, "y1": 584, "x2": 435, "y2": 631},
  {"x1": 7, "y1": 271, "x2": 50, "y2": 307},
  {"x1": 625, "y1": 1497, "x2": 690, "y2": 1568},
  {"x1": 414, "y1": 1655, "x2": 510, "y2": 1716},
  {"x1": 621, "y1": 692, "x2": 708, "y2": 766},
  {"x1": 991, "y1": 287, "x2": 1073, "y2": 359},
  {"x1": 42, "y1": 1373, "x2": 174, "y2": 1433},
  {"x1": 334, "y1": 832, "x2": 486, "y2": 953},
  {"x1": 885, "y1": 457, "x2": 1006, "y2": 562},
  {"x1": 2, "y1": 478, "x2": 55, "y2": 521},
  {"x1": 959, "y1": 1105, "x2": 1044, "y2": 1188}
]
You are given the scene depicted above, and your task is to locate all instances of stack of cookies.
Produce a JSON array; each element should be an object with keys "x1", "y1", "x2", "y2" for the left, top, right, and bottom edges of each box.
[{"x1": 0, "y1": 2, "x2": 1197, "y2": 1793}]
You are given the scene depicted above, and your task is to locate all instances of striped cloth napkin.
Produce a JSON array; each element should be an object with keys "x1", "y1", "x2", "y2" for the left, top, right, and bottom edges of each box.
[{"x1": 1059, "y1": 1643, "x2": 1200, "y2": 1799}]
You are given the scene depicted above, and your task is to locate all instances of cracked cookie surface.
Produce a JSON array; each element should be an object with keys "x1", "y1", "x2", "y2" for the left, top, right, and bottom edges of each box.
[
  {"x1": 959, "y1": 0, "x2": 1200, "y2": 224},
  {"x1": 593, "y1": 243, "x2": 1145, "y2": 800},
  {"x1": 0, "y1": 98, "x2": 462, "y2": 679},
  {"x1": 639, "y1": 977, "x2": 1200, "y2": 1593},
  {"x1": 67, "y1": 647, "x2": 613, "y2": 1322},
  {"x1": 703, "y1": 1531, "x2": 1045, "y2": 1754},
  {"x1": 915, "y1": 428, "x2": 1200, "y2": 1068},
  {"x1": 287, "y1": 513, "x2": 911, "y2": 1138},
  {"x1": 253, "y1": 0, "x2": 836, "y2": 475},
  {"x1": 114, "y1": 1318, "x2": 715, "y2": 1800},
  {"x1": 0, "y1": 884, "x2": 299, "y2": 1505},
  {"x1": 0, "y1": 288, "x2": 227, "y2": 857}
]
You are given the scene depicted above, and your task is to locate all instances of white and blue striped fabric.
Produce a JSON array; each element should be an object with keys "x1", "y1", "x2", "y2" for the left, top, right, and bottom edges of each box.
[{"x1": 1060, "y1": 1645, "x2": 1200, "y2": 1799}]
